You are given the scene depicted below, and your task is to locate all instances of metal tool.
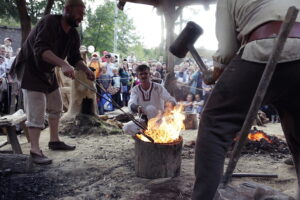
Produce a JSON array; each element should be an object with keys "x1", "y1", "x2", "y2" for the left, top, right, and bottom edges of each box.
[
  {"x1": 222, "y1": 6, "x2": 299, "y2": 187},
  {"x1": 169, "y1": 21, "x2": 216, "y2": 85}
]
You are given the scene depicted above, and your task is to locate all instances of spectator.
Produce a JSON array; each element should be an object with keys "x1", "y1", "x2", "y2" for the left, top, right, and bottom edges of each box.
[
  {"x1": 101, "y1": 50, "x2": 109, "y2": 62},
  {"x1": 193, "y1": 93, "x2": 204, "y2": 114},
  {"x1": 111, "y1": 68, "x2": 122, "y2": 107},
  {"x1": 127, "y1": 52, "x2": 136, "y2": 63},
  {"x1": 105, "y1": 54, "x2": 115, "y2": 77},
  {"x1": 151, "y1": 71, "x2": 163, "y2": 84},
  {"x1": 3, "y1": 38, "x2": 13, "y2": 58},
  {"x1": 189, "y1": 69, "x2": 203, "y2": 97},
  {"x1": 155, "y1": 62, "x2": 165, "y2": 79},
  {"x1": 183, "y1": 93, "x2": 194, "y2": 112},
  {"x1": 119, "y1": 67, "x2": 130, "y2": 106},
  {"x1": 176, "y1": 67, "x2": 188, "y2": 83},
  {"x1": 88, "y1": 53, "x2": 102, "y2": 79},
  {"x1": 97, "y1": 66, "x2": 113, "y2": 114}
]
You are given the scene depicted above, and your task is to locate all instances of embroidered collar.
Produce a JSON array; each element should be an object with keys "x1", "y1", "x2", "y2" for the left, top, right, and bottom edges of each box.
[{"x1": 138, "y1": 82, "x2": 153, "y2": 101}]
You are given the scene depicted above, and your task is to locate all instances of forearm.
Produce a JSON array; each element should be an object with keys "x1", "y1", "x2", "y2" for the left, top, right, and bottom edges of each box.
[
  {"x1": 42, "y1": 50, "x2": 70, "y2": 67},
  {"x1": 75, "y1": 60, "x2": 90, "y2": 73},
  {"x1": 130, "y1": 103, "x2": 139, "y2": 113}
]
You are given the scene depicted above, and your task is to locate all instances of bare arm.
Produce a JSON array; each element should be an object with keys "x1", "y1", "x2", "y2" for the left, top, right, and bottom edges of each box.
[
  {"x1": 75, "y1": 60, "x2": 95, "y2": 81},
  {"x1": 42, "y1": 50, "x2": 75, "y2": 79}
]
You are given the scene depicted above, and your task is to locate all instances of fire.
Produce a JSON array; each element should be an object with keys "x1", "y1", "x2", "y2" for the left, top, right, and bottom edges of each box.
[
  {"x1": 137, "y1": 104, "x2": 185, "y2": 143},
  {"x1": 248, "y1": 131, "x2": 272, "y2": 143}
]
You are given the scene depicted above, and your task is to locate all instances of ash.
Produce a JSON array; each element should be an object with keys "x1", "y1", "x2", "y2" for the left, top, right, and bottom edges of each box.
[{"x1": 59, "y1": 113, "x2": 122, "y2": 136}]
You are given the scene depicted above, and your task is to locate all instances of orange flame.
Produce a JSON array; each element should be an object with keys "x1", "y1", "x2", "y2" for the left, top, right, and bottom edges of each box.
[
  {"x1": 248, "y1": 132, "x2": 272, "y2": 143},
  {"x1": 137, "y1": 104, "x2": 185, "y2": 143}
]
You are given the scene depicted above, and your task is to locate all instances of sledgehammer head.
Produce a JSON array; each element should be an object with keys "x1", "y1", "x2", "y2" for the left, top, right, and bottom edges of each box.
[{"x1": 169, "y1": 21, "x2": 203, "y2": 58}]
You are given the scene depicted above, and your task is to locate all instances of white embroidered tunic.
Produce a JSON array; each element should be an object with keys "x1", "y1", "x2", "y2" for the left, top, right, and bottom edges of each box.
[{"x1": 128, "y1": 82, "x2": 176, "y2": 113}]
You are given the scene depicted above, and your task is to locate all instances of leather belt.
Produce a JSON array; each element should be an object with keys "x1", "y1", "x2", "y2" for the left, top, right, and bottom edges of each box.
[{"x1": 246, "y1": 21, "x2": 300, "y2": 43}]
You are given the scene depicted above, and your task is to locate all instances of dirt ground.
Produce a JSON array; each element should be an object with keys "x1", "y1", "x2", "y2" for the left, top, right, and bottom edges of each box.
[{"x1": 0, "y1": 112, "x2": 298, "y2": 200}]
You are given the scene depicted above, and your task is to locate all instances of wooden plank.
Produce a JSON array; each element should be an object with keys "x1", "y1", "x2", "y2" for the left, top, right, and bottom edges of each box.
[
  {"x1": 6, "y1": 126, "x2": 22, "y2": 154},
  {"x1": 0, "y1": 114, "x2": 26, "y2": 126}
]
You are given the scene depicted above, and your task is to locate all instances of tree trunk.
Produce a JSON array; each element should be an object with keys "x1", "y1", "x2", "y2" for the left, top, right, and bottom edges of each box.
[
  {"x1": 133, "y1": 136, "x2": 183, "y2": 179},
  {"x1": 44, "y1": 0, "x2": 55, "y2": 16},
  {"x1": 15, "y1": 0, "x2": 31, "y2": 44},
  {"x1": 161, "y1": 1, "x2": 180, "y2": 96}
]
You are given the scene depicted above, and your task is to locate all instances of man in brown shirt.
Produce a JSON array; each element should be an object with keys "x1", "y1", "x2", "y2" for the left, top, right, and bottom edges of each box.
[
  {"x1": 10, "y1": 0, "x2": 95, "y2": 165},
  {"x1": 193, "y1": 1, "x2": 300, "y2": 199}
]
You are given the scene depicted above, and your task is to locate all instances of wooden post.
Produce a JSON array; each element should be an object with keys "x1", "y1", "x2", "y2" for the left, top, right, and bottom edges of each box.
[
  {"x1": 222, "y1": 6, "x2": 299, "y2": 187},
  {"x1": 6, "y1": 126, "x2": 22, "y2": 154}
]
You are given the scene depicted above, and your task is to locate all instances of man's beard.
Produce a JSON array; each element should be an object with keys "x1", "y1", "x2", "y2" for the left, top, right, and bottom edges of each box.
[{"x1": 66, "y1": 14, "x2": 78, "y2": 27}]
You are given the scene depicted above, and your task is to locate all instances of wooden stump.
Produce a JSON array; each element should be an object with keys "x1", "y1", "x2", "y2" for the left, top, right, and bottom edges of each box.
[{"x1": 133, "y1": 136, "x2": 183, "y2": 179}]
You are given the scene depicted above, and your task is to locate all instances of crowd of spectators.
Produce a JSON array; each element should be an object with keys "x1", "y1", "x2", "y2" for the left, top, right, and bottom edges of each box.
[
  {"x1": 0, "y1": 40, "x2": 280, "y2": 124},
  {"x1": 0, "y1": 38, "x2": 20, "y2": 114},
  {"x1": 81, "y1": 47, "x2": 213, "y2": 118}
]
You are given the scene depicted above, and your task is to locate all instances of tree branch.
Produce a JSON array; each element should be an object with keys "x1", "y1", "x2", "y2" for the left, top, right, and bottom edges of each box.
[{"x1": 44, "y1": 0, "x2": 55, "y2": 16}]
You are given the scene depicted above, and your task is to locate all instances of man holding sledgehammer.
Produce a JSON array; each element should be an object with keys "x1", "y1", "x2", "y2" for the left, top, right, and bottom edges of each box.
[
  {"x1": 191, "y1": 1, "x2": 300, "y2": 199},
  {"x1": 9, "y1": 0, "x2": 95, "y2": 165}
]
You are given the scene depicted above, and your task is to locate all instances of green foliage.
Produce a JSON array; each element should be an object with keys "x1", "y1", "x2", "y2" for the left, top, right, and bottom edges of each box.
[
  {"x1": 129, "y1": 42, "x2": 164, "y2": 62},
  {"x1": 0, "y1": 0, "x2": 18, "y2": 22},
  {"x1": 27, "y1": 0, "x2": 65, "y2": 24},
  {"x1": 0, "y1": 0, "x2": 64, "y2": 26},
  {"x1": 83, "y1": 1, "x2": 140, "y2": 58}
]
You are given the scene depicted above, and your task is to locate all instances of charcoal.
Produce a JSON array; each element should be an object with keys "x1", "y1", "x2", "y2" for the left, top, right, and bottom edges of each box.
[{"x1": 229, "y1": 130, "x2": 290, "y2": 159}]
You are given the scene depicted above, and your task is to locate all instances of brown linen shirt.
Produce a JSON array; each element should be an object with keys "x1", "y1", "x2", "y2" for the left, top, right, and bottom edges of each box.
[
  {"x1": 213, "y1": 0, "x2": 300, "y2": 68},
  {"x1": 10, "y1": 15, "x2": 82, "y2": 93}
]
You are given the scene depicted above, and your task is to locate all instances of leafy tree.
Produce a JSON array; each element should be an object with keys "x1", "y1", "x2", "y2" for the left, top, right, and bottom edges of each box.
[
  {"x1": 0, "y1": 0, "x2": 64, "y2": 42},
  {"x1": 0, "y1": 0, "x2": 64, "y2": 25},
  {"x1": 83, "y1": 1, "x2": 140, "y2": 58}
]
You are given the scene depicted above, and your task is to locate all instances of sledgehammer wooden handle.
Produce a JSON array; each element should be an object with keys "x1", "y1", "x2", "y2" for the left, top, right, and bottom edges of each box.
[{"x1": 222, "y1": 6, "x2": 299, "y2": 187}]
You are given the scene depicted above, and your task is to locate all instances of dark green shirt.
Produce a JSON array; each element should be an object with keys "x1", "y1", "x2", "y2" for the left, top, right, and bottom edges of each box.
[{"x1": 10, "y1": 15, "x2": 82, "y2": 93}]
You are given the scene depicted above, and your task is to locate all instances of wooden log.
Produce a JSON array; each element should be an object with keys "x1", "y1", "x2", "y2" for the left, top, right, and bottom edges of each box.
[
  {"x1": 215, "y1": 181, "x2": 294, "y2": 200},
  {"x1": 133, "y1": 136, "x2": 183, "y2": 179},
  {"x1": 183, "y1": 112, "x2": 198, "y2": 130}
]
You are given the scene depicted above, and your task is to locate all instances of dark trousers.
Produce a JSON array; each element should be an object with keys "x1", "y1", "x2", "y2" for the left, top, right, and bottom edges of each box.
[{"x1": 192, "y1": 54, "x2": 300, "y2": 200}]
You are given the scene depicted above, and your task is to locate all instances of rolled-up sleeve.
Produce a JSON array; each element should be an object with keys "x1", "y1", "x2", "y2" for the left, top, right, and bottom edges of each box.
[
  {"x1": 213, "y1": 0, "x2": 240, "y2": 68},
  {"x1": 67, "y1": 31, "x2": 83, "y2": 66},
  {"x1": 160, "y1": 86, "x2": 176, "y2": 103},
  {"x1": 33, "y1": 15, "x2": 57, "y2": 60},
  {"x1": 128, "y1": 87, "x2": 139, "y2": 113}
]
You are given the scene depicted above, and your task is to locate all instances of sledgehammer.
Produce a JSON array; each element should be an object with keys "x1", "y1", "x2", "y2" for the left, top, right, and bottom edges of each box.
[{"x1": 169, "y1": 21, "x2": 216, "y2": 85}]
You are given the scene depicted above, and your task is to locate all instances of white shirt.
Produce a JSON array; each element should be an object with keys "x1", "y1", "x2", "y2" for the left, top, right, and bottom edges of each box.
[{"x1": 128, "y1": 82, "x2": 176, "y2": 112}]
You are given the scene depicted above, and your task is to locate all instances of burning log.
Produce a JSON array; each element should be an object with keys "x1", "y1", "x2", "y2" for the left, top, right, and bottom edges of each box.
[{"x1": 133, "y1": 135, "x2": 183, "y2": 179}]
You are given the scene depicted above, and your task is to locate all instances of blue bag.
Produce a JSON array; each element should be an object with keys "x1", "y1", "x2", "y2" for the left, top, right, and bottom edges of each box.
[{"x1": 100, "y1": 93, "x2": 114, "y2": 111}]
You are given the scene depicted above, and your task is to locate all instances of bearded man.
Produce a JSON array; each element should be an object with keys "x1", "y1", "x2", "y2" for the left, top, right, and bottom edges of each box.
[{"x1": 9, "y1": 0, "x2": 95, "y2": 165}]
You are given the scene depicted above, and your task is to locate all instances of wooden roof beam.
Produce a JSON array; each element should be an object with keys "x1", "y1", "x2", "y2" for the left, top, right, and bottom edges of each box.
[{"x1": 176, "y1": 0, "x2": 217, "y2": 7}]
